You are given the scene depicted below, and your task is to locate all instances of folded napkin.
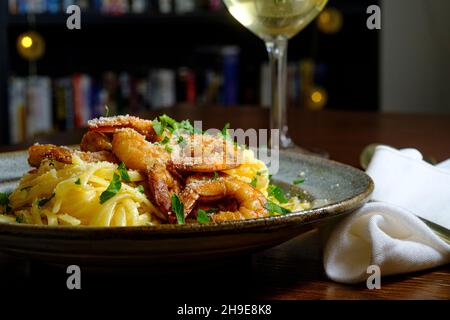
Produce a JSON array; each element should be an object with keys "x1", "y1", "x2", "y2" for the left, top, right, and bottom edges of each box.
[{"x1": 324, "y1": 146, "x2": 450, "y2": 284}]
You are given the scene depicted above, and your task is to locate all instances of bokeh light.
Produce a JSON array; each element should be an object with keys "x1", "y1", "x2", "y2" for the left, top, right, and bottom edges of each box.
[
  {"x1": 17, "y1": 31, "x2": 45, "y2": 61},
  {"x1": 317, "y1": 7, "x2": 343, "y2": 34}
]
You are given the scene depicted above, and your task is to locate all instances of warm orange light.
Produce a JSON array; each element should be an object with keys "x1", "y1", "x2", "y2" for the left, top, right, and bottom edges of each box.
[
  {"x1": 319, "y1": 11, "x2": 331, "y2": 24},
  {"x1": 17, "y1": 31, "x2": 45, "y2": 61},
  {"x1": 317, "y1": 8, "x2": 343, "y2": 34},
  {"x1": 311, "y1": 91, "x2": 323, "y2": 104},
  {"x1": 307, "y1": 87, "x2": 328, "y2": 111},
  {"x1": 20, "y1": 36, "x2": 33, "y2": 49}
]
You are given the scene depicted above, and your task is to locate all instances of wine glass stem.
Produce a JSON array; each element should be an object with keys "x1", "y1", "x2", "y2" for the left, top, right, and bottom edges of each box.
[{"x1": 265, "y1": 36, "x2": 293, "y2": 149}]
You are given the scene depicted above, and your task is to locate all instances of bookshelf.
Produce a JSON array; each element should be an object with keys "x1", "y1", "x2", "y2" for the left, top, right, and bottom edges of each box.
[{"x1": 0, "y1": 0, "x2": 380, "y2": 146}]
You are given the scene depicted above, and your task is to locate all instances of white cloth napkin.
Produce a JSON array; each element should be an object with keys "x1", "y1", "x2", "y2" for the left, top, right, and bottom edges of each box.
[{"x1": 324, "y1": 146, "x2": 450, "y2": 284}]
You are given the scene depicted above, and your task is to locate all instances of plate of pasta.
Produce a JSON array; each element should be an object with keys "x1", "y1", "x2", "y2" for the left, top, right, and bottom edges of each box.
[{"x1": 0, "y1": 115, "x2": 373, "y2": 266}]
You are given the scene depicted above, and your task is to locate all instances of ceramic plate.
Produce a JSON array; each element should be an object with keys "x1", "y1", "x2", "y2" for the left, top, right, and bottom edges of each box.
[{"x1": 0, "y1": 150, "x2": 373, "y2": 266}]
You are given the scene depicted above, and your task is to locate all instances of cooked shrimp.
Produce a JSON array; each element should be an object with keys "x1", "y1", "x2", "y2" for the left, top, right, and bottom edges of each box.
[
  {"x1": 171, "y1": 134, "x2": 243, "y2": 172},
  {"x1": 28, "y1": 144, "x2": 72, "y2": 167},
  {"x1": 88, "y1": 115, "x2": 159, "y2": 142},
  {"x1": 147, "y1": 162, "x2": 182, "y2": 221},
  {"x1": 80, "y1": 131, "x2": 112, "y2": 152},
  {"x1": 86, "y1": 116, "x2": 241, "y2": 172},
  {"x1": 180, "y1": 173, "x2": 268, "y2": 222},
  {"x1": 111, "y1": 128, "x2": 169, "y2": 171},
  {"x1": 28, "y1": 144, "x2": 117, "y2": 168},
  {"x1": 78, "y1": 151, "x2": 118, "y2": 164},
  {"x1": 111, "y1": 129, "x2": 180, "y2": 220}
]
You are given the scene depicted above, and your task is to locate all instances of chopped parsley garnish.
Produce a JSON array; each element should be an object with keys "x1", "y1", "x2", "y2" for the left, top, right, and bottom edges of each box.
[
  {"x1": 100, "y1": 173, "x2": 122, "y2": 204},
  {"x1": 221, "y1": 123, "x2": 231, "y2": 140},
  {"x1": 265, "y1": 201, "x2": 291, "y2": 216},
  {"x1": 268, "y1": 184, "x2": 288, "y2": 204},
  {"x1": 250, "y1": 176, "x2": 258, "y2": 188},
  {"x1": 0, "y1": 192, "x2": 10, "y2": 206},
  {"x1": 117, "y1": 162, "x2": 130, "y2": 182},
  {"x1": 197, "y1": 208, "x2": 217, "y2": 223},
  {"x1": 177, "y1": 136, "x2": 185, "y2": 145},
  {"x1": 165, "y1": 145, "x2": 173, "y2": 153},
  {"x1": 20, "y1": 186, "x2": 32, "y2": 191},
  {"x1": 160, "y1": 114, "x2": 177, "y2": 128},
  {"x1": 160, "y1": 136, "x2": 170, "y2": 145},
  {"x1": 178, "y1": 120, "x2": 193, "y2": 133},
  {"x1": 153, "y1": 115, "x2": 202, "y2": 136},
  {"x1": 15, "y1": 215, "x2": 24, "y2": 224},
  {"x1": 1, "y1": 192, "x2": 13, "y2": 214},
  {"x1": 104, "y1": 105, "x2": 110, "y2": 117},
  {"x1": 171, "y1": 194, "x2": 185, "y2": 225},
  {"x1": 293, "y1": 179, "x2": 305, "y2": 185},
  {"x1": 179, "y1": 119, "x2": 202, "y2": 134},
  {"x1": 136, "y1": 185, "x2": 145, "y2": 194},
  {"x1": 268, "y1": 174, "x2": 273, "y2": 180},
  {"x1": 152, "y1": 120, "x2": 164, "y2": 137},
  {"x1": 74, "y1": 178, "x2": 81, "y2": 185},
  {"x1": 155, "y1": 115, "x2": 178, "y2": 134},
  {"x1": 38, "y1": 193, "x2": 55, "y2": 208},
  {"x1": 197, "y1": 209, "x2": 211, "y2": 223}
]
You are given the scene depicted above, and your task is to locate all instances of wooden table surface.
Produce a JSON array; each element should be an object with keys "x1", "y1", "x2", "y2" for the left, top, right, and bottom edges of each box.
[{"x1": 1, "y1": 106, "x2": 449, "y2": 299}]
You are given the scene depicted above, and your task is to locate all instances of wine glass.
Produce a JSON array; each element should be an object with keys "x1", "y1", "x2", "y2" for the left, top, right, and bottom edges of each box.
[{"x1": 223, "y1": 0, "x2": 328, "y2": 150}]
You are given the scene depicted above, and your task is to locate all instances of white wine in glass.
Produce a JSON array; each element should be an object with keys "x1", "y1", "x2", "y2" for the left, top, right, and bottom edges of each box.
[{"x1": 223, "y1": 0, "x2": 328, "y2": 150}]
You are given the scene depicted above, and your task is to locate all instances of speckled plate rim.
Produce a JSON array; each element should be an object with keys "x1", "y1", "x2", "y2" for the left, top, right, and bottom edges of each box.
[{"x1": 0, "y1": 150, "x2": 374, "y2": 239}]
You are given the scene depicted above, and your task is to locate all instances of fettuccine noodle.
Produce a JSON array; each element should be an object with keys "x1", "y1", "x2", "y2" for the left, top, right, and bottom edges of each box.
[{"x1": 5, "y1": 155, "x2": 159, "y2": 227}]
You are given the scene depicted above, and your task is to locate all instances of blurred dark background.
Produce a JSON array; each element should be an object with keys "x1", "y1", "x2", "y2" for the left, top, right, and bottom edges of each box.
[{"x1": 0, "y1": 0, "x2": 448, "y2": 147}]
